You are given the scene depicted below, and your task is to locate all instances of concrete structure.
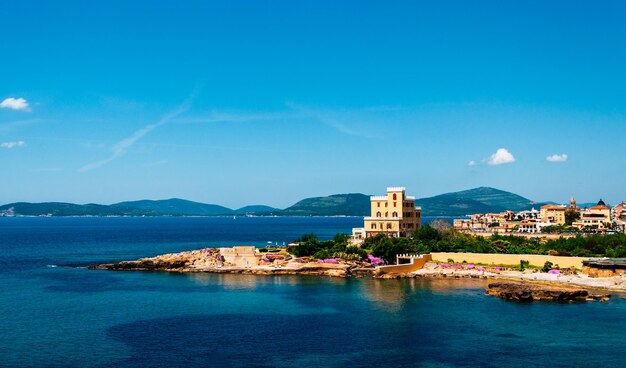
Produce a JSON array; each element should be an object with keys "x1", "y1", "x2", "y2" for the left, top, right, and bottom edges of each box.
[
  {"x1": 376, "y1": 254, "x2": 432, "y2": 274},
  {"x1": 353, "y1": 187, "x2": 421, "y2": 240},
  {"x1": 540, "y1": 204, "x2": 567, "y2": 224},
  {"x1": 582, "y1": 258, "x2": 626, "y2": 277},
  {"x1": 219, "y1": 246, "x2": 262, "y2": 267},
  {"x1": 572, "y1": 200, "x2": 612, "y2": 232}
]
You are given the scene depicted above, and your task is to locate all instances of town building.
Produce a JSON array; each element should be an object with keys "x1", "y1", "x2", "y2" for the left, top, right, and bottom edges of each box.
[
  {"x1": 539, "y1": 204, "x2": 567, "y2": 224},
  {"x1": 613, "y1": 202, "x2": 626, "y2": 219},
  {"x1": 572, "y1": 200, "x2": 612, "y2": 231},
  {"x1": 352, "y1": 187, "x2": 421, "y2": 240}
]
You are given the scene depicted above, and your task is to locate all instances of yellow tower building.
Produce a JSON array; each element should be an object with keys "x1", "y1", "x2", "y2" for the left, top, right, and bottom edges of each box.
[{"x1": 352, "y1": 187, "x2": 422, "y2": 240}]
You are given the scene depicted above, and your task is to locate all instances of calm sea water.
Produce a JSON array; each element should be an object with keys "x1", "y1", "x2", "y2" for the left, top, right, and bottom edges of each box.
[{"x1": 1, "y1": 217, "x2": 625, "y2": 368}]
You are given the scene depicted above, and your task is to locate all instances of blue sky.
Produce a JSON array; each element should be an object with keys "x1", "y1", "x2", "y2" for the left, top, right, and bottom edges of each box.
[{"x1": 1, "y1": 1, "x2": 625, "y2": 208}]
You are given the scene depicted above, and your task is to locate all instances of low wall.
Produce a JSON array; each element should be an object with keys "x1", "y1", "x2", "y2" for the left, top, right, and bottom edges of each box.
[
  {"x1": 376, "y1": 254, "x2": 432, "y2": 274},
  {"x1": 431, "y1": 252, "x2": 587, "y2": 269}
]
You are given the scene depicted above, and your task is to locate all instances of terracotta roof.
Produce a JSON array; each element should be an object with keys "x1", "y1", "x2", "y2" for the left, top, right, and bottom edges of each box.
[
  {"x1": 540, "y1": 204, "x2": 565, "y2": 210},
  {"x1": 589, "y1": 205, "x2": 610, "y2": 210}
]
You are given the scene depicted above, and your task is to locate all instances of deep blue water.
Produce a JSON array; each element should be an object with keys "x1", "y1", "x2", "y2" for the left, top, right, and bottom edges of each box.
[{"x1": 1, "y1": 217, "x2": 625, "y2": 368}]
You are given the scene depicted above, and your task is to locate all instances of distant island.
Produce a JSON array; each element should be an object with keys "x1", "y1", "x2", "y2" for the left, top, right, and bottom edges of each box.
[{"x1": 1, "y1": 186, "x2": 550, "y2": 217}]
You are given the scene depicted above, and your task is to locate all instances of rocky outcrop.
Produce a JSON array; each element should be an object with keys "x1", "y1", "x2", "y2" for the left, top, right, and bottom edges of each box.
[
  {"x1": 88, "y1": 248, "x2": 223, "y2": 272},
  {"x1": 88, "y1": 248, "x2": 376, "y2": 278},
  {"x1": 486, "y1": 282, "x2": 610, "y2": 302}
]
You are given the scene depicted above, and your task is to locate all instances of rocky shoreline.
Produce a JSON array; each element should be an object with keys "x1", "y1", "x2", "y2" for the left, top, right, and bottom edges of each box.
[
  {"x1": 87, "y1": 248, "x2": 626, "y2": 302},
  {"x1": 87, "y1": 248, "x2": 377, "y2": 278},
  {"x1": 486, "y1": 282, "x2": 611, "y2": 302}
]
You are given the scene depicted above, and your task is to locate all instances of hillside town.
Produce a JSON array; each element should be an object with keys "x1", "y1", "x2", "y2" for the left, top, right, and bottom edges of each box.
[{"x1": 453, "y1": 196, "x2": 626, "y2": 235}]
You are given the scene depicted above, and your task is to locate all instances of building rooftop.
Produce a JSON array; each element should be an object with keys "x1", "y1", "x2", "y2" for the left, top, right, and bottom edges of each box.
[{"x1": 583, "y1": 258, "x2": 626, "y2": 269}]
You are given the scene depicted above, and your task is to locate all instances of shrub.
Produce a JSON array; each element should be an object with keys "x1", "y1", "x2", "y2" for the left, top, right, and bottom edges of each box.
[{"x1": 542, "y1": 261, "x2": 553, "y2": 273}]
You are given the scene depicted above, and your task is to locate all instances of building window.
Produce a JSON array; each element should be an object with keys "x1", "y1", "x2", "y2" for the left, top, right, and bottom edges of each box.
[
  {"x1": 377, "y1": 202, "x2": 380, "y2": 207},
  {"x1": 371, "y1": 223, "x2": 376, "y2": 229},
  {"x1": 385, "y1": 211, "x2": 388, "y2": 217},
  {"x1": 393, "y1": 193, "x2": 397, "y2": 200},
  {"x1": 386, "y1": 223, "x2": 392, "y2": 229},
  {"x1": 392, "y1": 211, "x2": 397, "y2": 218},
  {"x1": 376, "y1": 211, "x2": 381, "y2": 218},
  {"x1": 385, "y1": 202, "x2": 388, "y2": 208}
]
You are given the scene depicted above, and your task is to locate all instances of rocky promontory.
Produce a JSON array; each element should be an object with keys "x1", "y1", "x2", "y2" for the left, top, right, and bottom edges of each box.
[
  {"x1": 88, "y1": 248, "x2": 376, "y2": 278},
  {"x1": 486, "y1": 282, "x2": 611, "y2": 302}
]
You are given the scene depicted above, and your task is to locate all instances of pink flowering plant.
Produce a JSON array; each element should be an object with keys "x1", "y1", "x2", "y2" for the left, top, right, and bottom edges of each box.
[
  {"x1": 367, "y1": 254, "x2": 384, "y2": 266},
  {"x1": 317, "y1": 258, "x2": 341, "y2": 264}
]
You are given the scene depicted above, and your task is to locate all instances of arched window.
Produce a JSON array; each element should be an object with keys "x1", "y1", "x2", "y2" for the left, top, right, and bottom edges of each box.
[
  {"x1": 392, "y1": 193, "x2": 397, "y2": 200},
  {"x1": 392, "y1": 211, "x2": 398, "y2": 218},
  {"x1": 385, "y1": 211, "x2": 388, "y2": 217},
  {"x1": 386, "y1": 223, "x2": 392, "y2": 229},
  {"x1": 371, "y1": 223, "x2": 376, "y2": 229},
  {"x1": 376, "y1": 211, "x2": 381, "y2": 218}
]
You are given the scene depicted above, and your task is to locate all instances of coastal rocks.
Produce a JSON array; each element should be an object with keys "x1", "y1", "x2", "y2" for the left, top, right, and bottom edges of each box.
[
  {"x1": 88, "y1": 248, "x2": 223, "y2": 272},
  {"x1": 486, "y1": 282, "x2": 611, "y2": 303},
  {"x1": 87, "y1": 248, "x2": 378, "y2": 278}
]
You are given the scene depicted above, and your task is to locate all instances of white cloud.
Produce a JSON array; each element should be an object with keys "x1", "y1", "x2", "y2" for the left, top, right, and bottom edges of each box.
[
  {"x1": 0, "y1": 97, "x2": 30, "y2": 111},
  {"x1": 486, "y1": 148, "x2": 515, "y2": 166},
  {"x1": 546, "y1": 153, "x2": 568, "y2": 162},
  {"x1": 468, "y1": 160, "x2": 476, "y2": 166},
  {"x1": 1, "y1": 140, "x2": 26, "y2": 149}
]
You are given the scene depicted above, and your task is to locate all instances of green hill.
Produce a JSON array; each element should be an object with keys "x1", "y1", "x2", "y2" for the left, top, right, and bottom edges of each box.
[
  {"x1": 281, "y1": 193, "x2": 370, "y2": 216},
  {"x1": 0, "y1": 202, "x2": 154, "y2": 217},
  {"x1": 113, "y1": 198, "x2": 234, "y2": 216},
  {"x1": 0, "y1": 187, "x2": 540, "y2": 217},
  {"x1": 415, "y1": 187, "x2": 536, "y2": 216},
  {"x1": 234, "y1": 205, "x2": 280, "y2": 215}
]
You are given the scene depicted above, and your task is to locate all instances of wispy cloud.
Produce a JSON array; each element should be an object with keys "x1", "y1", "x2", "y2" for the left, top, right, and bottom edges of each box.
[
  {"x1": 79, "y1": 95, "x2": 195, "y2": 172},
  {"x1": 1, "y1": 140, "x2": 26, "y2": 149},
  {"x1": 175, "y1": 110, "x2": 294, "y2": 124},
  {"x1": 546, "y1": 153, "x2": 568, "y2": 162},
  {"x1": 1, "y1": 97, "x2": 30, "y2": 111},
  {"x1": 468, "y1": 160, "x2": 476, "y2": 166},
  {"x1": 286, "y1": 102, "x2": 375, "y2": 139},
  {"x1": 486, "y1": 148, "x2": 515, "y2": 166},
  {"x1": 0, "y1": 118, "x2": 41, "y2": 132}
]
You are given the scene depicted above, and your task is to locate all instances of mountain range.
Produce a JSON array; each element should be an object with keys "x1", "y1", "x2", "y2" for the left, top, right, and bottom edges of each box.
[{"x1": 0, "y1": 187, "x2": 555, "y2": 217}]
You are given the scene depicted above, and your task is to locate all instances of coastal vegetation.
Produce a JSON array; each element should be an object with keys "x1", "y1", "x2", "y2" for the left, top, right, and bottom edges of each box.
[{"x1": 290, "y1": 225, "x2": 626, "y2": 263}]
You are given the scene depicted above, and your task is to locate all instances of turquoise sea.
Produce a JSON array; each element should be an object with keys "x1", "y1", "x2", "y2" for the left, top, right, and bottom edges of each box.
[{"x1": 1, "y1": 217, "x2": 625, "y2": 368}]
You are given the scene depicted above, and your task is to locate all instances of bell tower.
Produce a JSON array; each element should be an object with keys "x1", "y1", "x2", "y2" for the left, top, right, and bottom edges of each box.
[{"x1": 569, "y1": 195, "x2": 577, "y2": 210}]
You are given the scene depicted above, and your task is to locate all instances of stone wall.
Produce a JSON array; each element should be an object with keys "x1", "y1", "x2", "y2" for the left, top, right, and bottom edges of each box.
[
  {"x1": 431, "y1": 252, "x2": 587, "y2": 269},
  {"x1": 219, "y1": 246, "x2": 261, "y2": 267},
  {"x1": 376, "y1": 254, "x2": 432, "y2": 274},
  {"x1": 582, "y1": 266, "x2": 626, "y2": 278}
]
